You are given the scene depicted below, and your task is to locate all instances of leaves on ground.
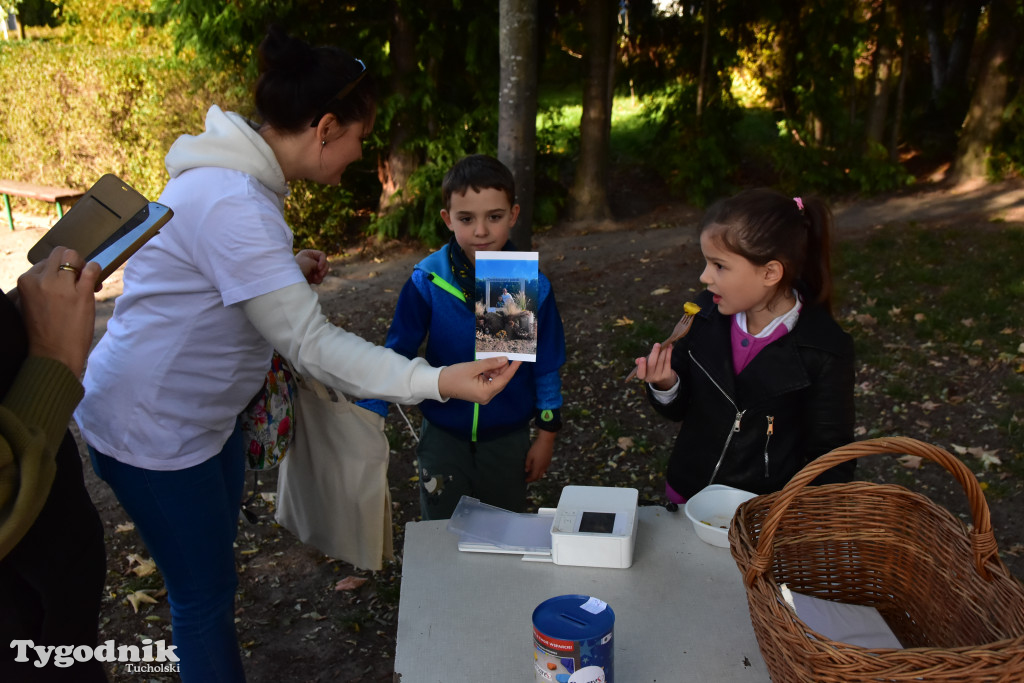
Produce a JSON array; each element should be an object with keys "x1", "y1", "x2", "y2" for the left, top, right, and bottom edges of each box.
[
  {"x1": 125, "y1": 589, "x2": 159, "y2": 613},
  {"x1": 334, "y1": 576, "x2": 368, "y2": 591}
]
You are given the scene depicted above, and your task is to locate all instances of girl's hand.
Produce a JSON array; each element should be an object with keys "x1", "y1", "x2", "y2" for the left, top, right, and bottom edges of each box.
[
  {"x1": 295, "y1": 249, "x2": 329, "y2": 285},
  {"x1": 17, "y1": 247, "x2": 100, "y2": 378},
  {"x1": 438, "y1": 357, "x2": 522, "y2": 404},
  {"x1": 635, "y1": 342, "x2": 678, "y2": 392}
]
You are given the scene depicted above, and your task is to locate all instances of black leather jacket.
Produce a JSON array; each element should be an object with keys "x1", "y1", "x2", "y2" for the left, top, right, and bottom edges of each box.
[{"x1": 648, "y1": 289, "x2": 856, "y2": 499}]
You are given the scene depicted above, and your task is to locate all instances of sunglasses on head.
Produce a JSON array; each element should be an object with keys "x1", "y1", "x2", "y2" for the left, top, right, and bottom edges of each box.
[{"x1": 310, "y1": 58, "x2": 367, "y2": 127}]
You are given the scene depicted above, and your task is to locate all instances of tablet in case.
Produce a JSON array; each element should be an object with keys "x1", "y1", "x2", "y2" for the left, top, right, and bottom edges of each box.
[{"x1": 27, "y1": 174, "x2": 172, "y2": 281}]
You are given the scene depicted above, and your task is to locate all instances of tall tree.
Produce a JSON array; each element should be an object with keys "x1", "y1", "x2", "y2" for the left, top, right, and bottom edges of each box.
[
  {"x1": 567, "y1": 0, "x2": 616, "y2": 223},
  {"x1": 696, "y1": 0, "x2": 713, "y2": 121},
  {"x1": 498, "y1": 0, "x2": 539, "y2": 249},
  {"x1": 866, "y1": 0, "x2": 897, "y2": 149},
  {"x1": 889, "y1": 0, "x2": 913, "y2": 161},
  {"x1": 923, "y1": 0, "x2": 983, "y2": 147},
  {"x1": 378, "y1": 1, "x2": 420, "y2": 218},
  {"x1": 950, "y1": 0, "x2": 1020, "y2": 184}
]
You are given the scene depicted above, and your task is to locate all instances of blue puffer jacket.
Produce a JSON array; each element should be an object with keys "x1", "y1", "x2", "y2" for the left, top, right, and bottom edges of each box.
[{"x1": 361, "y1": 245, "x2": 566, "y2": 441}]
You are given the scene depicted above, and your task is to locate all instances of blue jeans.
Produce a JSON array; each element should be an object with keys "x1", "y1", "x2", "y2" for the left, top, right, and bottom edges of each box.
[{"x1": 89, "y1": 426, "x2": 246, "y2": 683}]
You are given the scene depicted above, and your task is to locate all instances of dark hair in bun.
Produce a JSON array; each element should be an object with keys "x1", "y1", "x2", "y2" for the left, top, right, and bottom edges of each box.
[{"x1": 254, "y1": 25, "x2": 374, "y2": 133}]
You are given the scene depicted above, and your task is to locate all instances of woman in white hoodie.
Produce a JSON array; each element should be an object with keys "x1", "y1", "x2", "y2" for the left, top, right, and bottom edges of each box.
[{"x1": 75, "y1": 27, "x2": 519, "y2": 682}]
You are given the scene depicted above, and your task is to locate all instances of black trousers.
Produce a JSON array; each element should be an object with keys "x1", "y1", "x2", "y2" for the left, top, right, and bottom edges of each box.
[{"x1": 0, "y1": 433, "x2": 108, "y2": 682}]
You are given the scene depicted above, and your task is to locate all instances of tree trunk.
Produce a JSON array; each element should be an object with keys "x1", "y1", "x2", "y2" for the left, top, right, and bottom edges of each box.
[
  {"x1": 377, "y1": 1, "x2": 420, "y2": 216},
  {"x1": 866, "y1": 0, "x2": 895, "y2": 149},
  {"x1": 889, "y1": 4, "x2": 911, "y2": 162},
  {"x1": 696, "y1": 0, "x2": 712, "y2": 121},
  {"x1": 567, "y1": 0, "x2": 616, "y2": 223},
  {"x1": 950, "y1": 0, "x2": 1018, "y2": 185},
  {"x1": 924, "y1": 0, "x2": 948, "y2": 100},
  {"x1": 498, "y1": 0, "x2": 539, "y2": 250},
  {"x1": 946, "y1": 0, "x2": 982, "y2": 95}
]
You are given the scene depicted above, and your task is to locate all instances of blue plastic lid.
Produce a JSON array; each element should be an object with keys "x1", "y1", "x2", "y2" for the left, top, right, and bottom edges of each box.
[{"x1": 533, "y1": 594, "x2": 615, "y2": 641}]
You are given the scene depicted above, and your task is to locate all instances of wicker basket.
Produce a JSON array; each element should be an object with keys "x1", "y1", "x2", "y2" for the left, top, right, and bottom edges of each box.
[{"x1": 729, "y1": 436, "x2": 1024, "y2": 682}]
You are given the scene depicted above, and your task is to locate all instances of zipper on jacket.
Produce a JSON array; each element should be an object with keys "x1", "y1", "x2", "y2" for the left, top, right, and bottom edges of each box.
[
  {"x1": 428, "y1": 271, "x2": 478, "y2": 439},
  {"x1": 763, "y1": 416, "x2": 774, "y2": 478},
  {"x1": 690, "y1": 350, "x2": 746, "y2": 486}
]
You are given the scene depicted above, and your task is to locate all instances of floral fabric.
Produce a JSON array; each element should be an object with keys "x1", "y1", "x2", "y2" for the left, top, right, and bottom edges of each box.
[{"x1": 240, "y1": 352, "x2": 295, "y2": 470}]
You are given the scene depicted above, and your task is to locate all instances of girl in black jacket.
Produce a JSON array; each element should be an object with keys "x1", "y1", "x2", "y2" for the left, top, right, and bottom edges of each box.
[{"x1": 634, "y1": 188, "x2": 855, "y2": 503}]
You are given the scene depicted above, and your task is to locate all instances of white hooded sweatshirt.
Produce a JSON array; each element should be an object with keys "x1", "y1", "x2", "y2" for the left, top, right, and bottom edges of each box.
[{"x1": 76, "y1": 106, "x2": 440, "y2": 470}]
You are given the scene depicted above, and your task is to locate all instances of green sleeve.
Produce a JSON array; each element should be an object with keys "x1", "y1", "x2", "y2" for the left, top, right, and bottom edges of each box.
[{"x1": 0, "y1": 356, "x2": 85, "y2": 559}]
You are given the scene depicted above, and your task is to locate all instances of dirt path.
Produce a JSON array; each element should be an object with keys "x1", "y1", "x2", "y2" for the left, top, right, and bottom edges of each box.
[{"x1": 3, "y1": 178, "x2": 1023, "y2": 681}]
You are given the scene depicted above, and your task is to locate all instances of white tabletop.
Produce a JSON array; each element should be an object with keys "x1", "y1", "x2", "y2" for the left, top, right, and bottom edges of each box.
[{"x1": 394, "y1": 506, "x2": 770, "y2": 682}]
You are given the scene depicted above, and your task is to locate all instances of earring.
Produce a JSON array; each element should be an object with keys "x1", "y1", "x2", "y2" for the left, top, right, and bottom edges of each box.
[{"x1": 321, "y1": 139, "x2": 326, "y2": 147}]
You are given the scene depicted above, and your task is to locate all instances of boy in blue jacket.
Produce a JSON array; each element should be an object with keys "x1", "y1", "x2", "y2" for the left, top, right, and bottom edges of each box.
[{"x1": 362, "y1": 154, "x2": 566, "y2": 520}]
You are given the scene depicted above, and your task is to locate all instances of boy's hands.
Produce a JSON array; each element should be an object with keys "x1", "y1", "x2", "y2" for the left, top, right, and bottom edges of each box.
[
  {"x1": 525, "y1": 430, "x2": 555, "y2": 482},
  {"x1": 438, "y1": 357, "x2": 522, "y2": 404},
  {"x1": 295, "y1": 249, "x2": 329, "y2": 285},
  {"x1": 634, "y1": 342, "x2": 678, "y2": 392}
]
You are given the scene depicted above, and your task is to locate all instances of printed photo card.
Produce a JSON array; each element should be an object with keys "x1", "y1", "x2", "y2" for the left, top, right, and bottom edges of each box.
[{"x1": 474, "y1": 251, "x2": 539, "y2": 362}]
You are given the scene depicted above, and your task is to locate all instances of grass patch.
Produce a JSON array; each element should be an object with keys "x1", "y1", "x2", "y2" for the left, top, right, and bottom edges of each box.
[{"x1": 836, "y1": 224, "x2": 1024, "y2": 364}]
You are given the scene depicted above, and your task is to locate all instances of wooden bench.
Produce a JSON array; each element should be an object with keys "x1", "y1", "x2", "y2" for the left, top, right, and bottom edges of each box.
[{"x1": 0, "y1": 179, "x2": 85, "y2": 231}]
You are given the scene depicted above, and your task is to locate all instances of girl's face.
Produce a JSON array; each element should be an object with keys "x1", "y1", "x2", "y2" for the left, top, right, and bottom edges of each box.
[
  {"x1": 698, "y1": 230, "x2": 779, "y2": 316},
  {"x1": 315, "y1": 116, "x2": 373, "y2": 185}
]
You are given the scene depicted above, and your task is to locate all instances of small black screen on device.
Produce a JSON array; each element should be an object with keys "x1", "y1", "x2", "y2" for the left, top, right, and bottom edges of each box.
[{"x1": 579, "y1": 512, "x2": 616, "y2": 534}]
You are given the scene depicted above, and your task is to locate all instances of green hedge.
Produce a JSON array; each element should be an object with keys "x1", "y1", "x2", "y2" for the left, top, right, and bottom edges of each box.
[{"x1": 0, "y1": 39, "x2": 241, "y2": 205}]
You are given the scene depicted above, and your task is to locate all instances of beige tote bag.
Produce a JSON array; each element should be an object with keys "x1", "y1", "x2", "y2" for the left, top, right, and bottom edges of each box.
[{"x1": 275, "y1": 372, "x2": 394, "y2": 570}]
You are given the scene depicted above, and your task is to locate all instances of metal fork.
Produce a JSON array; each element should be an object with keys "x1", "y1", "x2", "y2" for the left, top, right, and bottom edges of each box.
[{"x1": 624, "y1": 311, "x2": 697, "y2": 382}]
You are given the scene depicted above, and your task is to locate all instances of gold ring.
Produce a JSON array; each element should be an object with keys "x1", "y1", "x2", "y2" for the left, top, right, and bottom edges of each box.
[{"x1": 58, "y1": 262, "x2": 81, "y2": 275}]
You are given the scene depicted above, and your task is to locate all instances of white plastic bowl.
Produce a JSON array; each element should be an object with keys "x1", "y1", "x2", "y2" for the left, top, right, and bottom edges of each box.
[{"x1": 684, "y1": 484, "x2": 757, "y2": 548}]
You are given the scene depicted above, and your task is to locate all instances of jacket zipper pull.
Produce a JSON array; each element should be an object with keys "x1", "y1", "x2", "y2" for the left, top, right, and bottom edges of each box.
[
  {"x1": 764, "y1": 416, "x2": 774, "y2": 478},
  {"x1": 732, "y1": 412, "x2": 743, "y2": 432}
]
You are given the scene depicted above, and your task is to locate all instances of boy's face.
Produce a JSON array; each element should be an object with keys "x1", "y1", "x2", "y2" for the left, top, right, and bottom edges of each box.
[{"x1": 441, "y1": 188, "x2": 519, "y2": 263}]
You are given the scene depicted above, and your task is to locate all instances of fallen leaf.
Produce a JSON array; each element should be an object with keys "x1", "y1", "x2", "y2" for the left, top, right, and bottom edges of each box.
[
  {"x1": 854, "y1": 313, "x2": 877, "y2": 326},
  {"x1": 960, "y1": 317, "x2": 975, "y2": 328},
  {"x1": 115, "y1": 522, "x2": 135, "y2": 533},
  {"x1": 968, "y1": 447, "x2": 1001, "y2": 469},
  {"x1": 616, "y1": 436, "x2": 634, "y2": 451},
  {"x1": 914, "y1": 313, "x2": 926, "y2": 322},
  {"x1": 126, "y1": 554, "x2": 157, "y2": 577},
  {"x1": 951, "y1": 444, "x2": 968, "y2": 455},
  {"x1": 614, "y1": 316, "x2": 634, "y2": 327},
  {"x1": 650, "y1": 287, "x2": 671, "y2": 296},
  {"x1": 126, "y1": 590, "x2": 159, "y2": 613},
  {"x1": 334, "y1": 576, "x2": 368, "y2": 591},
  {"x1": 898, "y1": 455, "x2": 923, "y2": 469},
  {"x1": 919, "y1": 400, "x2": 940, "y2": 411}
]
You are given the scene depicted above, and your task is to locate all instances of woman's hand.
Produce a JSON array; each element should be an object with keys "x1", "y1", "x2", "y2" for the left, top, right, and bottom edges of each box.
[
  {"x1": 634, "y1": 342, "x2": 678, "y2": 392},
  {"x1": 295, "y1": 249, "x2": 329, "y2": 285},
  {"x1": 17, "y1": 247, "x2": 100, "y2": 377},
  {"x1": 438, "y1": 357, "x2": 522, "y2": 404}
]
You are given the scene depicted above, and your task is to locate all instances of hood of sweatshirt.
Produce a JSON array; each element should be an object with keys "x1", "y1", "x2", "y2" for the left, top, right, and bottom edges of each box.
[{"x1": 164, "y1": 105, "x2": 289, "y2": 197}]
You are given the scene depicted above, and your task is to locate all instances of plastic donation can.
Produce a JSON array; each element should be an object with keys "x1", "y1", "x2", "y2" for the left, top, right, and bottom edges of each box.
[{"x1": 532, "y1": 594, "x2": 614, "y2": 683}]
